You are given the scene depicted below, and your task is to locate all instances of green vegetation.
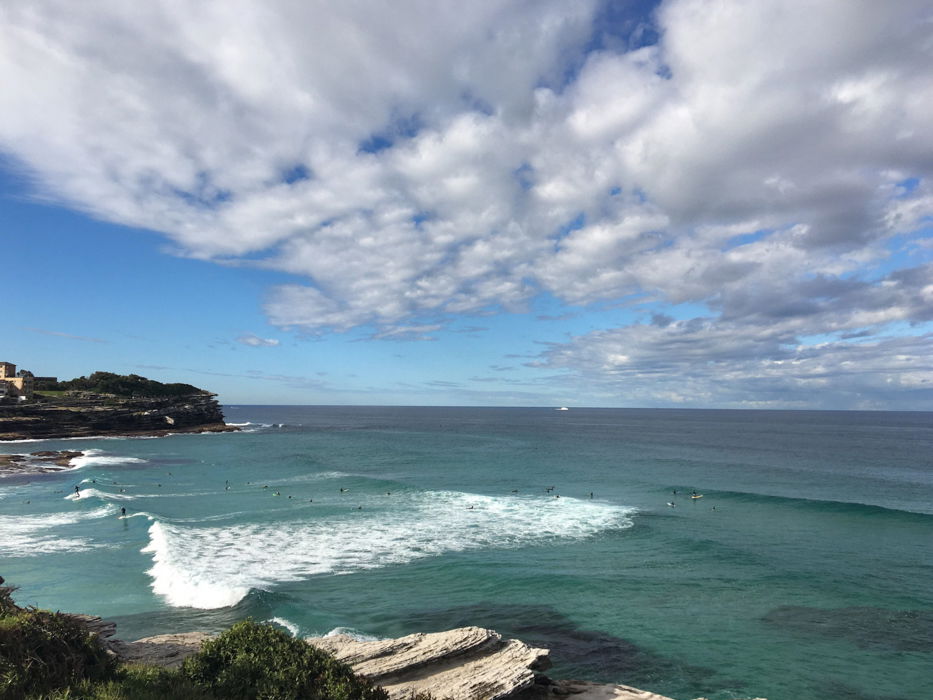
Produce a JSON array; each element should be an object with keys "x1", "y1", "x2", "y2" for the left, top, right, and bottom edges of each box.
[
  {"x1": 44, "y1": 372, "x2": 206, "y2": 398},
  {"x1": 0, "y1": 587, "x2": 390, "y2": 700},
  {"x1": 182, "y1": 620, "x2": 388, "y2": 700},
  {"x1": 0, "y1": 588, "x2": 115, "y2": 699}
]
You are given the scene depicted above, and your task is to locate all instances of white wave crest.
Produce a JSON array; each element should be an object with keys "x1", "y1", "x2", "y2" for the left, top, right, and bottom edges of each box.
[
  {"x1": 70, "y1": 449, "x2": 147, "y2": 469},
  {"x1": 141, "y1": 491, "x2": 635, "y2": 609},
  {"x1": 268, "y1": 617, "x2": 300, "y2": 636},
  {"x1": 66, "y1": 488, "x2": 137, "y2": 501},
  {"x1": 142, "y1": 522, "x2": 252, "y2": 608},
  {"x1": 323, "y1": 627, "x2": 381, "y2": 641},
  {"x1": 0, "y1": 505, "x2": 118, "y2": 556}
]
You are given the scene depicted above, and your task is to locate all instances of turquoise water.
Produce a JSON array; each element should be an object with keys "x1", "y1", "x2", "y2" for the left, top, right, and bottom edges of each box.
[{"x1": 1, "y1": 407, "x2": 931, "y2": 700}]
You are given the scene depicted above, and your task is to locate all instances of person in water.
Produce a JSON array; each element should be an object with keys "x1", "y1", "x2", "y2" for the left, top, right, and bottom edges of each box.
[
  {"x1": 121, "y1": 507, "x2": 126, "y2": 517},
  {"x1": 74, "y1": 485, "x2": 80, "y2": 495}
]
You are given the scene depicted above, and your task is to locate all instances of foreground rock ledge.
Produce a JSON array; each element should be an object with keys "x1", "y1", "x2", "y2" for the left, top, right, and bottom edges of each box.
[{"x1": 87, "y1": 619, "x2": 764, "y2": 700}]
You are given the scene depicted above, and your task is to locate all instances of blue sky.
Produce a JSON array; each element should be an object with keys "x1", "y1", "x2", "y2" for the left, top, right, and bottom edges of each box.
[{"x1": 2, "y1": 0, "x2": 932, "y2": 409}]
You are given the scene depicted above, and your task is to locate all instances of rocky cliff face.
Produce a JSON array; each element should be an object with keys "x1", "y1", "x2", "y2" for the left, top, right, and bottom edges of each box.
[{"x1": 0, "y1": 393, "x2": 233, "y2": 440}]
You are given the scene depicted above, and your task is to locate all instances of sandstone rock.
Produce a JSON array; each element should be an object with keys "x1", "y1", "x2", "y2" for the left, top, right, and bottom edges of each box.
[
  {"x1": 108, "y1": 632, "x2": 213, "y2": 669},
  {"x1": 71, "y1": 617, "x2": 764, "y2": 700},
  {"x1": 308, "y1": 626, "x2": 550, "y2": 700},
  {"x1": 0, "y1": 394, "x2": 235, "y2": 441}
]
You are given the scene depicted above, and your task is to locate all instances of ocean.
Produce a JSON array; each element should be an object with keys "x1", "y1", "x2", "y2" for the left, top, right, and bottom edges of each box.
[{"x1": 1, "y1": 406, "x2": 931, "y2": 700}]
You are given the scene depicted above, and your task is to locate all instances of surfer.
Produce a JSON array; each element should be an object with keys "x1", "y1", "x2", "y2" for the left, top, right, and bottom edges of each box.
[
  {"x1": 667, "y1": 501, "x2": 676, "y2": 508},
  {"x1": 120, "y1": 507, "x2": 126, "y2": 517},
  {"x1": 340, "y1": 487, "x2": 348, "y2": 493},
  {"x1": 74, "y1": 485, "x2": 80, "y2": 496}
]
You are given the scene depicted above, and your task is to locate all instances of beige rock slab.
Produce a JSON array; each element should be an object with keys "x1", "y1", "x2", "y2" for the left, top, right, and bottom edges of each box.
[
  {"x1": 109, "y1": 632, "x2": 212, "y2": 669},
  {"x1": 308, "y1": 626, "x2": 550, "y2": 700}
]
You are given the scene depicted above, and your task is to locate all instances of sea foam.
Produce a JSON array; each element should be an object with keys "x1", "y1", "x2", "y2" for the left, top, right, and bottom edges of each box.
[
  {"x1": 0, "y1": 505, "x2": 117, "y2": 556},
  {"x1": 70, "y1": 449, "x2": 147, "y2": 469},
  {"x1": 142, "y1": 490, "x2": 636, "y2": 609}
]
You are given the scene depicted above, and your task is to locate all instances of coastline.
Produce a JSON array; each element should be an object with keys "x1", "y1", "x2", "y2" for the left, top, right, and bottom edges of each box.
[
  {"x1": 0, "y1": 393, "x2": 235, "y2": 442},
  {"x1": 75, "y1": 613, "x2": 761, "y2": 700}
]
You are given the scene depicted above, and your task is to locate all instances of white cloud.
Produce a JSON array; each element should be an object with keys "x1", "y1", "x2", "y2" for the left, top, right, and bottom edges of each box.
[
  {"x1": 236, "y1": 334, "x2": 280, "y2": 347},
  {"x1": 1, "y1": 0, "x2": 932, "y2": 405}
]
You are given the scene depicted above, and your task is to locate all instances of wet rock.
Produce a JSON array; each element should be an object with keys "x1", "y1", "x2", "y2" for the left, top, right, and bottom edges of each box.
[{"x1": 0, "y1": 450, "x2": 84, "y2": 476}]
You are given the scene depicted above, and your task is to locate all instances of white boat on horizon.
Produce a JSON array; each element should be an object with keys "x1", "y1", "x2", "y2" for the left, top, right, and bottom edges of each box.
[{"x1": 556, "y1": 406, "x2": 570, "y2": 411}]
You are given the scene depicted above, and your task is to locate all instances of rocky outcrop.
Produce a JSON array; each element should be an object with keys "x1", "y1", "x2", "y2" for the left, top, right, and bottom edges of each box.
[
  {"x1": 308, "y1": 627, "x2": 550, "y2": 700},
  {"x1": 0, "y1": 394, "x2": 235, "y2": 441},
  {"x1": 70, "y1": 619, "x2": 762, "y2": 700},
  {"x1": 108, "y1": 632, "x2": 213, "y2": 669},
  {"x1": 0, "y1": 450, "x2": 83, "y2": 475}
]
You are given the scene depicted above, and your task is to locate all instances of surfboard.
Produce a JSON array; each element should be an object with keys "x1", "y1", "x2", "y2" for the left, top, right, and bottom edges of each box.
[{"x1": 691, "y1": 494, "x2": 703, "y2": 499}]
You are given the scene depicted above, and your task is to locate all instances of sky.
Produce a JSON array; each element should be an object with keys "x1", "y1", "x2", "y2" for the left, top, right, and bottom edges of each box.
[{"x1": 1, "y1": 0, "x2": 932, "y2": 409}]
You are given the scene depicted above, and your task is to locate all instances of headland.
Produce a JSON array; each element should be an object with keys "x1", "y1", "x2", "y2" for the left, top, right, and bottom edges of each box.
[{"x1": 0, "y1": 367, "x2": 236, "y2": 442}]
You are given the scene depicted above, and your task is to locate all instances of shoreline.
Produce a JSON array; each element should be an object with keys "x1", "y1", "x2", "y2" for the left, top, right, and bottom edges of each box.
[
  {"x1": 77, "y1": 614, "x2": 756, "y2": 700},
  {"x1": 0, "y1": 421, "x2": 239, "y2": 444},
  {"x1": 0, "y1": 391, "x2": 234, "y2": 442}
]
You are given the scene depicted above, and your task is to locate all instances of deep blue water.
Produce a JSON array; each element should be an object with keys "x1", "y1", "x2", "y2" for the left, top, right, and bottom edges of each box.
[{"x1": 1, "y1": 407, "x2": 931, "y2": 700}]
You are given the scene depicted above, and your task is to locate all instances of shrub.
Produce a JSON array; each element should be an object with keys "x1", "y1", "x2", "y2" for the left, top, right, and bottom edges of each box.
[
  {"x1": 0, "y1": 608, "x2": 115, "y2": 699},
  {"x1": 43, "y1": 664, "x2": 212, "y2": 700},
  {"x1": 181, "y1": 620, "x2": 388, "y2": 700}
]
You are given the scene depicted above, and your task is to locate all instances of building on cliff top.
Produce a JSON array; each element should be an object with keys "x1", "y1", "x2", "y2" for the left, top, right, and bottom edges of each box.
[{"x1": 0, "y1": 362, "x2": 34, "y2": 399}]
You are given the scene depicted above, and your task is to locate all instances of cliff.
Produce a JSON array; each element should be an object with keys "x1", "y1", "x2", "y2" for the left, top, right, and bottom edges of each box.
[{"x1": 0, "y1": 393, "x2": 235, "y2": 441}]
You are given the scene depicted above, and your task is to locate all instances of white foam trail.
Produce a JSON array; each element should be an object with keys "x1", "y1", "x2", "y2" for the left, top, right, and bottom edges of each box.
[
  {"x1": 0, "y1": 505, "x2": 118, "y2": 556},
  {"x1": 142, "y1": 491, "x2": 636, "y2": 609},
  {"x1": 67, "y1": 488, "x2": 137, "y2": 501},
  {"x1": 268, "y1": 617, "x2": 300, "y2": 636},
  {"x1": 70, "y1": 449, "x2": 147, "y2": 469}
]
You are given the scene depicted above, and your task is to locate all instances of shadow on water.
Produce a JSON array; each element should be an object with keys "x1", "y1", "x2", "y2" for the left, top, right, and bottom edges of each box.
[
  {"x1": 105, "y1": 589, "x2": 289, "y2": 641},
  {"x1": 403, "y1": 602, "x2": 723, "y2": 695},
  {"x1": 762, "y1": 606, "x2": 933, "y2": 652}
]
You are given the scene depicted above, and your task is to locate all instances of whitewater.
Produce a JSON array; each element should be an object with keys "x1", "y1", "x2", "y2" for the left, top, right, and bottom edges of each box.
[{"x1": 1, "y1": 406, "x2": 931, "y2": 700}]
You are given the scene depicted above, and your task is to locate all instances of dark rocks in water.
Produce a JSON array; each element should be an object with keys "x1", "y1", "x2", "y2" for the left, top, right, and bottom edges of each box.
[
  {"x1": 762, "y1": 605, "x2": 933, "y2": 652},
  {"x1": 0, "y1": 450, "x2": 84, "y2": 475},
  {"x1": 0, "y1": 394, "x2": 236, "y2": 441},
  {"x1": 403, "y1": 603, "x2": 719, "y2": 695}
]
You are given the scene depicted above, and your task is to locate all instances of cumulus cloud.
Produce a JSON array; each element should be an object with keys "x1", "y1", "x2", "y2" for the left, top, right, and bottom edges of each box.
[
  {"x1": 1, "y1": 0, "x2": 932, "y2": 406},
  {"x1": 236, "y1": 334, "x2": 280, "y2": 347}
]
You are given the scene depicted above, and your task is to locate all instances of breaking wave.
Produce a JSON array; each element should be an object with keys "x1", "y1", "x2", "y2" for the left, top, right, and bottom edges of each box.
[
  {"x1": 0, "y1": 505, "x2": 118, "y2": 556},
  {"x1": 142, "y1": 490, "x2": 636, "y2": 609}
]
